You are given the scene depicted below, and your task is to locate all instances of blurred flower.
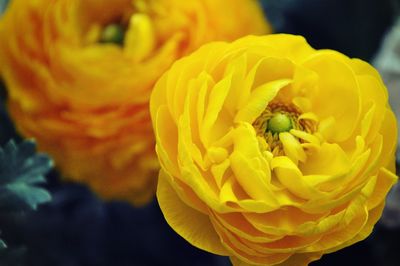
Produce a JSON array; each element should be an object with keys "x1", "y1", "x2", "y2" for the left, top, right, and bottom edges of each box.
[
  {"x1": 0, "y1": 0, "x2": 270, "y2": 205},
  {"x1": 150, "y1": 34, "x2": 398, "y2": 265}
]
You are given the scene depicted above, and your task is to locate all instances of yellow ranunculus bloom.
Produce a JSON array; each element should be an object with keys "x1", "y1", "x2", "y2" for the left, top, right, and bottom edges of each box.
[
  {"x1": 0, "y1": 0, "x2": 270, "y2": 205},
  {"x1": 150, "y1": 34, "x2": 398, "y2": 265}
]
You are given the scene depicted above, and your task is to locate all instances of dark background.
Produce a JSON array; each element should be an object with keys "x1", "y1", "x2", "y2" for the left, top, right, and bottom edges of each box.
[{"x1": 1, "y1": 0, "x2": 400, "y2": 265}]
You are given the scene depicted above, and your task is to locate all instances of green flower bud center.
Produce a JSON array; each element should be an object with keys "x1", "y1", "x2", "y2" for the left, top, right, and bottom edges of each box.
[
  {"x1": 267, "y1": 113, "x2": 293, "y2": 134},
  {"x1": 100, "y1": 23, "x2": 125, "y2": 45}
]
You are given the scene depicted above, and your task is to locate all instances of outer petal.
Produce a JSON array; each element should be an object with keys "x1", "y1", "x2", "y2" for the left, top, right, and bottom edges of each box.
[
  {"x1": 377, "y1": 109, "x2": 398, "y2": 168},
  {"x1": 367, "y1": 167, "x2": 398, "y2": 210},
  {"x1": 275, "y1": 253, "x2": 323, "y2": 266},
  {"x1": 157, "y1": 170, "x2": 228, "y2": 256},
  {"x1": 304, "y1": 52, "x2": 362, "y2": 143}
]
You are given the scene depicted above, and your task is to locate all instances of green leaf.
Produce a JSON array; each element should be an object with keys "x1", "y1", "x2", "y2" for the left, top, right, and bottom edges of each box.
[
  {"x1": 0, "y1": 239, "x2": 6, "y2": 249},
  {"x1": 0, "y1": 0, "x2": 9, "y2": 15},
  {"x1": 5, "y1": 183, "x2": 51, "y2": 210},
  {"x1": 0, "y1": 139, "x2": 53, "y2": 250}
]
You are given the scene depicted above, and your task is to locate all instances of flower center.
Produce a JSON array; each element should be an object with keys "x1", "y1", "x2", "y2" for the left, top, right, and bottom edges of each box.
[
  {"x1": 253, "y1": 102, "x2": 316, "y2": 156},
  {"x1": 99, "y1": 23, "x2": 125, "y2": 45},
  {"x1": 266, "y1": 113, "x2": 293, "y2": 134}
]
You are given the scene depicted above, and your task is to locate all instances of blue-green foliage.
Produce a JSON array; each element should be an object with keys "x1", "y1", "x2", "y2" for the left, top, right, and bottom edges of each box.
[
  {"x1": 0, "y1": 0, "x2": 9, "y2": 15},
  {"x1": 0, "y1": 140, "x2": 52, "y2": 248}
]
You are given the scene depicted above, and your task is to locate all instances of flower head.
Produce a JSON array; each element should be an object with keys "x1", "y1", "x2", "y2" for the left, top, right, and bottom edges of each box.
[
  {"x1": 150, "y1": 34, "x2": 398, "y2": 265},
  {"x1": 0, "y1": 0, "x2": 270, "y2": 205}
]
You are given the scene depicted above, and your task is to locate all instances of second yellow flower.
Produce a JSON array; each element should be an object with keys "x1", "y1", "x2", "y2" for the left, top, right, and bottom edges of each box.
[{"x1": 0, "y1": 0, "x2": 270, "y2": 204}]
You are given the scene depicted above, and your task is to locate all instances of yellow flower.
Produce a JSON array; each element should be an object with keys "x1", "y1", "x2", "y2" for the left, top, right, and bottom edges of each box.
[
  {"x1": 150, "y1": 34, "x2": 398, "y2": 265},
  {"x1": 0, "y1": 0, "x2": 270, "y2": 205}
]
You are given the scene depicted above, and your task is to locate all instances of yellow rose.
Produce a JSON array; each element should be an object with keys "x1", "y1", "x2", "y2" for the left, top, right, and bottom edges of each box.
[
  {"x1": 150, "y1": 34, "x2": 398, "y2": 265},
  {"x1": 0, "y1": 0, "x2": 270, "y2": 205}
]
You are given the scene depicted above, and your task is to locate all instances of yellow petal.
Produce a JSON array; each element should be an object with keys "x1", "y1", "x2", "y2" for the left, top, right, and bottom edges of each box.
[
  {"x1": 200, "y1": 73, "x2": 233, "y2": 147},
  {"x1": 274, "y1": 252, "x2": 323, "y2": 266},
  {"x1": 243, "y1": 207, "x2": 327, "y2": 236},
  {"x1": 279, "y1": 132, "x2": 307, "y2": 164},
  {"x1": 211, "y1": 158, "x2": 230, "y2": 188},
  {"x1": 316, "y1": 116, "x2": 336, "y2": 141},
  {"x1": 289, "y1": 129, "x2": 320, "y2": 150},
  {"x1": 124, "y1": 14, "x2": 156, "y2": 62},
  {"x1": 357, "y1": 75, "x2": 387, "y2": 143},
  {"x1": 230, "y1": 151, "x2": 275, "y2": 202},
  {"x1": 235, "y1": 79, "x2": 291, "y2": 124},
  {"x1": 245, "y1": 34, "x2": 316, "y2": 62},
  {"x1": 300, "y1": 142, "x2": 351, "y2": 178},
  {"x1": 230, "y1": 124, "x2": 278, "y2": 203},
  {"x1": 351, "y1": 58, "x2": 387, "y2": 92},
  {"x1": 223, "y1": 53, "x2": 248, "y2": 115},
  {"x1": 219, "y1": 178, "x2": 281, "y2": 213},
  {"x1": 378, "y1": 109, "x2": 398, "y2": 168},
  {"x1": 367, "y1": 167, "x2": 398, "y2": 210},
  {"x1": 196, "y1": 71, "x2": 215, "y2": 134},
  {"x1": 325, "y1": 201, "x2": 385, "y2": 254},
  {"x1": 272, "y1": 156, "x2": 326, "y2": 199},
  {"x1": 157, "y1": 171, "x2": 228, "y2": 255},
  {"x1": 154, "y1": 105, "x2": 179, "y2": 176},
  {"x1": 304, "y1": 52, "x2": 361, "y2": 142},
  {"x1": 211, "y1": 217, "x2": 292, "y2": 266},
  {"x1": 291, "y1": 65, "x2": 319, "y2": 101},
  {"x1": 304, "y1": 196, "x2": 368, "y2": 252},
  {"x1": 239, "y1": 234, "x2": 321, "y2": 253},
  {"x1": 212, "y1": 211, "x2": 283, "y2": 243}
]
